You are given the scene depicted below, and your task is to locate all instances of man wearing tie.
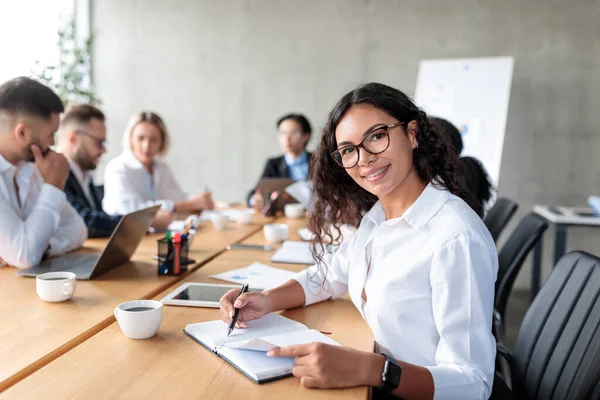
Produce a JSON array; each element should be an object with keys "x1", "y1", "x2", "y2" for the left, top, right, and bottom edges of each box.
[{"x1": 57, "y1": 104, "x2": 122, "y2": 238}]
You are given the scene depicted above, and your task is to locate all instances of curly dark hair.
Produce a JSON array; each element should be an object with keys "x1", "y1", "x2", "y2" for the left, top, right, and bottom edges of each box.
[
  {"x1": 308, "y1": 83, "x2": 482, "y2": 270},
  {"x1": 459, "y1": 156, "x2": 493, "y2": 208}
]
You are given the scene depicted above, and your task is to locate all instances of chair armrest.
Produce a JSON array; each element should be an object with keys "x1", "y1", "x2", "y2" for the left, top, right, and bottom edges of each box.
[
  {"x1": 493, "y1": 309, "x2": 506, "y2": 343},
  {"x1": 494, "y1": 309, "x2": 513, "y2": 389}
]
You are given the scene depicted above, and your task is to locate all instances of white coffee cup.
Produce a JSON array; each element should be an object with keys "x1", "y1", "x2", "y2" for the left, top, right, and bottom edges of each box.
[
  {"x1": 210, "y1": 213, "x2": 228, "y2": 230},
  {"x1": 233, "y1": 209, "x2": 255, "y2": 224},
  {"x1": 36, "y1": 271, "x2": 76, "y2": 302},
  {"x1": 284, "y1": 203, "x2": 305, "y2": 219},
  {"x1": 114, "y1": 300, "x2": 163, "y2": 339},
  {"x1": 263, "y1": 223, "x2": 290, "y2": 243}
]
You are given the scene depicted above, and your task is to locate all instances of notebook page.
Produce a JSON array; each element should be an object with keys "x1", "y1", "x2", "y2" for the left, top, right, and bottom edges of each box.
[
  {"x1": 218, "y1": 330, "x2": 340, "y2": 382},
  {"x1": 217, "y1": 346, "x2": 294, "y2": 382},
  {"x1": 224, "y1": 329, "x2": 340, "y2": 352},
  {"x1": 210, "y1": 262, "x2": 297, "y2": 290},
  {"x1": 184, "y1": 313, "x2": 307, "y2": 351}
]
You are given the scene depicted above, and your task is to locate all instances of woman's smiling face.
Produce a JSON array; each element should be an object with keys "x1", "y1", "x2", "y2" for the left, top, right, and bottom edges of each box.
[{"x1": 334, "y1": 104, "x2": 418, "y2": 198}]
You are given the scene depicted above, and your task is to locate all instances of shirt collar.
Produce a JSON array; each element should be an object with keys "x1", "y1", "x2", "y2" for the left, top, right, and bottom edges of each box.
[
  {"x1": 121, "y1": 150, "x2": 156, "y2": 171},
  {"x1": 67, "y1": 158, "x2": 90, "y2": 185},
  {"x1": 365, "y1": 181, "x2": 450, "y2": 229},
  {"x1": 0, "y1": 152, "x2": 32, "y2": 177},
  {"x1": 284, "y1": 151, "x2": 308, "y2": 167},
  {"x1": 0, "y1": 153, "x2": 14, "y2": 173}
]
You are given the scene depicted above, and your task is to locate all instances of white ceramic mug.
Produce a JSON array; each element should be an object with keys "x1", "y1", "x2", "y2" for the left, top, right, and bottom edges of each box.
[
  {"x1": 284, "y1": 203, "x2": 305, "y2": 219},
  {"x1": 36, "y1": 271, "x2": 76, "y2": 302},
  {"x1": 263, "y1": 223, "x2": 290, "y2": 243},
  {"x1": 114, "y1": 300, "x2": 163, "y2": 339},
  {"x1": 210, "y1": 213, "x2": 228, "y2": 230},
  {"x1": 233, "y1": 209, "x2": 255, "y2": 224}
]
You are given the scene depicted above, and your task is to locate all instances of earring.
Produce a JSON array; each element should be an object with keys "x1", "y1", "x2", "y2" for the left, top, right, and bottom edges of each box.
[{"x1": 414, "y1": 142, "x2": 419, "y2": 149}]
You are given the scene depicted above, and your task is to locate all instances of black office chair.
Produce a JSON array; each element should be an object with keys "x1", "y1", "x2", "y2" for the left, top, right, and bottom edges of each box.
[
  {"x1": 496, "y1": 251, "x2": 600, "y2": 399},
  {"x1": 495, "y1": 213, "x2": 548, "y2": 324},
  {"x1": 484, "y1": 197, "x2": 518, "y2": 243}
]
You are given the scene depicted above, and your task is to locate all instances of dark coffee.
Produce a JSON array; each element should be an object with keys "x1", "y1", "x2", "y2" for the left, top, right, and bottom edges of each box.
[
  {"x1": 125, "y1": 307, "x2": 154, "y2": 312},
  {"x1": 41, "y1": 277, "x2": 68, "y2": 281}
]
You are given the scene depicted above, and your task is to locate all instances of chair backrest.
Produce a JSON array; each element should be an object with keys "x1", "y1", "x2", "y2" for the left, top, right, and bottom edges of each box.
[
  {"x1": 484, "y1": 197, "x2": 518, "y2": 242},
  {"x1": 511, "y1": 251, "x2": 600, "y2": 400},
  {"x1": 495, "y1": 213, "x2": 548, "y2": 320}
]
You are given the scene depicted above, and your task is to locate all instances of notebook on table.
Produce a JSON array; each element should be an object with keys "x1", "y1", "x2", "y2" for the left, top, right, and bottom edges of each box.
[
  {"x1": 184, "y1": 313, "x2": 339, "y2": 383},
  {"x1": 271, "y1": 241, "x2": 338, "y2": 265}
]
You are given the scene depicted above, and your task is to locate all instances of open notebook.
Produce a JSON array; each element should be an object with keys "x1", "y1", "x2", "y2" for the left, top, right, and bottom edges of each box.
[{"x1": 184, "y1": 313, "x2": 339, "y2": 383}]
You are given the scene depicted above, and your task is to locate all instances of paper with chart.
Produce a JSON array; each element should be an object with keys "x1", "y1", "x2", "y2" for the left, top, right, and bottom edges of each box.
[
  {"x1": 209, "y1": 262, "x2": 297, "y2": 290},
  {"x1": 414, "y1": 56, "x2": 514, "y2": 187}
]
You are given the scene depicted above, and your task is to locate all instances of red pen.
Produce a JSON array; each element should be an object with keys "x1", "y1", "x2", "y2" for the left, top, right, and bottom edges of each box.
[{"x1": 173, "y1": 232, "x2": 181, "y2": 274}]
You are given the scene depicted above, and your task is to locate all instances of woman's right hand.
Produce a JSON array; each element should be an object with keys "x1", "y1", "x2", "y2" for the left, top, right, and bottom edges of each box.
[
  {"x1": 152, "y1": 210, "x2": 175, "y2": 229},
  {"x1": 219, "y1": 289, "x2": 272, "y2": 328}
]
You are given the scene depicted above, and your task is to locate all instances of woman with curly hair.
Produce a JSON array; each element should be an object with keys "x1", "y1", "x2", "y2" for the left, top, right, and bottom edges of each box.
[{"x1": 220, "y1": 83, "x2": 498, "y2": 399}]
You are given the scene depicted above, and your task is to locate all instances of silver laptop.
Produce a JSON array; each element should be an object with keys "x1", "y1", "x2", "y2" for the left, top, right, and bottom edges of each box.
[{"x1": 17, "y1": 205, "x2": 161, "y2": 280}]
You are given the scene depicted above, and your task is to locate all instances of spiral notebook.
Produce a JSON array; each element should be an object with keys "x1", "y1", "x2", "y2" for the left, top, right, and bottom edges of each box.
[{"x1": 184, "y1": 313, "x2": 339, "y2": 383}]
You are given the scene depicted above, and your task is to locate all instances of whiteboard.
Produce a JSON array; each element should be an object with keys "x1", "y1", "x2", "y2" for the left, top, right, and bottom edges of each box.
[{"x1": 414, "y1": 56, "x2": 514, "y2": 187}]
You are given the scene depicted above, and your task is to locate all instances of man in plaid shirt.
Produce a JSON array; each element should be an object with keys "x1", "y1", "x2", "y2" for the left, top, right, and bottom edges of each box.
[{"x1": 57, "y1": 104, "x2": 122, "y2": 238}]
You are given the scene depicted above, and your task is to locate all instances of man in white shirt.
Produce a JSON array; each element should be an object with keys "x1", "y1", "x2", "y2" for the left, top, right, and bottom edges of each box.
[{"x1": 0, "y1": 77, "x2": 87, "y2": 269}]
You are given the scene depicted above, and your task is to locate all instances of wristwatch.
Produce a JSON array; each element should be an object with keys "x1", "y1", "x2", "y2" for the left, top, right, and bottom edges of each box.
[{"x1": 378, "y1": 353, "x2": 402, "y2": 393}]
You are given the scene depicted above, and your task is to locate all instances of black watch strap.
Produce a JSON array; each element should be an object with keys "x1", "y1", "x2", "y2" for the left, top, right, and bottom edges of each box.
[{"x1": 378, "y1": 353, "x2": 402, "y2": 393}]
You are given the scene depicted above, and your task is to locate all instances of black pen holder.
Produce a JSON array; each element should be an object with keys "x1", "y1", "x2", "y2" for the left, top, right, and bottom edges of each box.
[{"x1": 156, "y1": 237, "x2": 195, "y2": 276}]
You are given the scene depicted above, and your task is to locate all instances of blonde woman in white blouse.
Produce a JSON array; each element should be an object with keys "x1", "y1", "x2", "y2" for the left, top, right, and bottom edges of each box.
[
  {"x1": 220, "y1": 83, "x2": 499, "y2": 399},
  {"x1": 103, "y1": 112, "x2": 213, "y2": 226}
]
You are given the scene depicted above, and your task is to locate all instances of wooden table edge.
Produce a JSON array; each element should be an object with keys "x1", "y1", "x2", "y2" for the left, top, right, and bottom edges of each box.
[{"x1": 0, "y1": 222, "x2": 267, "y2": 393}]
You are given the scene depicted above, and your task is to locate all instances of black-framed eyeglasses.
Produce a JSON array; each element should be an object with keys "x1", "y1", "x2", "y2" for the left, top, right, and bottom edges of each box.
[
  {"x1": 330, "y1": 122, "x2": 404, "y2": 168},
  {"x1": 76, "y1": 129, "x2": 107, "y2": 149}
]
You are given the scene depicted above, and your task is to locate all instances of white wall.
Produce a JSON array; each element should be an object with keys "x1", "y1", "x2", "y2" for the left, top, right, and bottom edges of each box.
[{"x1": 91, "y1": 0, "x2": 600, "y2": 290}]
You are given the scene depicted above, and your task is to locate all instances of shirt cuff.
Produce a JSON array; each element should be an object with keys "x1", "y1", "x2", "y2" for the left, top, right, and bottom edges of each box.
[
  {"x1": 293, "y1": 266, "x2": 334, "y2": 306},
  {"x1": 38, "y1": 184, "x2": 67, "y2": 229},
  {"x1": 425, "y1": 365, "x2": 490, "y2": 400},
  {"x1": 160, "y1": 200, "x2": 175, "y2": 212}
]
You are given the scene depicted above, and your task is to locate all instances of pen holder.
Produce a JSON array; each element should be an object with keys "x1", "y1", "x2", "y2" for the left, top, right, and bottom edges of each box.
[{"x1": 156, "y1": 237, "x2": 195, "y2": 276}]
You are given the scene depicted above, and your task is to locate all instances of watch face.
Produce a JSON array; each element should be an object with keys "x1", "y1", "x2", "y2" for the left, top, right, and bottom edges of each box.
[
  {"x1": 387, "y1": 361, "x2": 402, "y2": 387},
  {"x1": 382, "y1": 357, "x2": 402, "y2": 389}
]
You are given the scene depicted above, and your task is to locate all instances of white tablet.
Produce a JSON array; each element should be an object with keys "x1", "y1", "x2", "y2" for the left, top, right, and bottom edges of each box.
[{"x1": 160, "y1": 282, "x2": 263, "y2": 308}]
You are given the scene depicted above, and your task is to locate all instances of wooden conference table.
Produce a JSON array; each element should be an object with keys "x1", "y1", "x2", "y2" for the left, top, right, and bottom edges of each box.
[
  {"x1": 1, "y1": 216, "x2": 373, "y2": 399},
  {"x1": 0, "y1": 217, "x2": 266, "y2": 392}
]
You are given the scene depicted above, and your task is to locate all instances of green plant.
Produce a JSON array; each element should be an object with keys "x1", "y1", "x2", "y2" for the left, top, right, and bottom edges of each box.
[{"x1": 32, "y1": 17, "x2": 100, "y2": 105}]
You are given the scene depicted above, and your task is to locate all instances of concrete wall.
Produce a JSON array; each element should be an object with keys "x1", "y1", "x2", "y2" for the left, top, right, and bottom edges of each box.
[{"x1": 91, "y1": 0, "x2": 600, "y2": 289}]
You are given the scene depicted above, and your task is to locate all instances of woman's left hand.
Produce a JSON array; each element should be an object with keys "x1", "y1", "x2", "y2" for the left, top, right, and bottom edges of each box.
[{"x1": 267, "y1": 343, "x2": 384, "y2": 389}]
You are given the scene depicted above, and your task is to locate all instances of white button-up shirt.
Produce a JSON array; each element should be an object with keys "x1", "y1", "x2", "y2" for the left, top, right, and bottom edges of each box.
[
  {"x1": 0, "y1": 154, "x2": 88, "y2": 269},
  {"x1": 102, "y1": 151, "x2": 187, "y2": 215},
  {"x1": 294, "y1": 183, "x2": 498, "y2": 399}
]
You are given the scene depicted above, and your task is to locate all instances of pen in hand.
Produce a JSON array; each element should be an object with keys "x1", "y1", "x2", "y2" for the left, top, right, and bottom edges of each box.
[{"x1": 227, "y1": 284, "x2": 249, "y2": 337}]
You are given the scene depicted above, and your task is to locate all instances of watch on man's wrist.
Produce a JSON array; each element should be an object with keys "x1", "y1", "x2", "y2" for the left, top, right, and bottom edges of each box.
[{"x1": 377, "y1": 353, "x2": 402, "y2": 393}]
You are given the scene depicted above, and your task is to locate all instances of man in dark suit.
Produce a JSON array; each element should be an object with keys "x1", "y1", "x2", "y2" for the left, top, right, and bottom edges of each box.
[
  {"x1": 247, "y1": 113, "x2": 313, "y2": 208},
  {"x1": 57, "y1": 104, "x2": 122, "y2": 237}
]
